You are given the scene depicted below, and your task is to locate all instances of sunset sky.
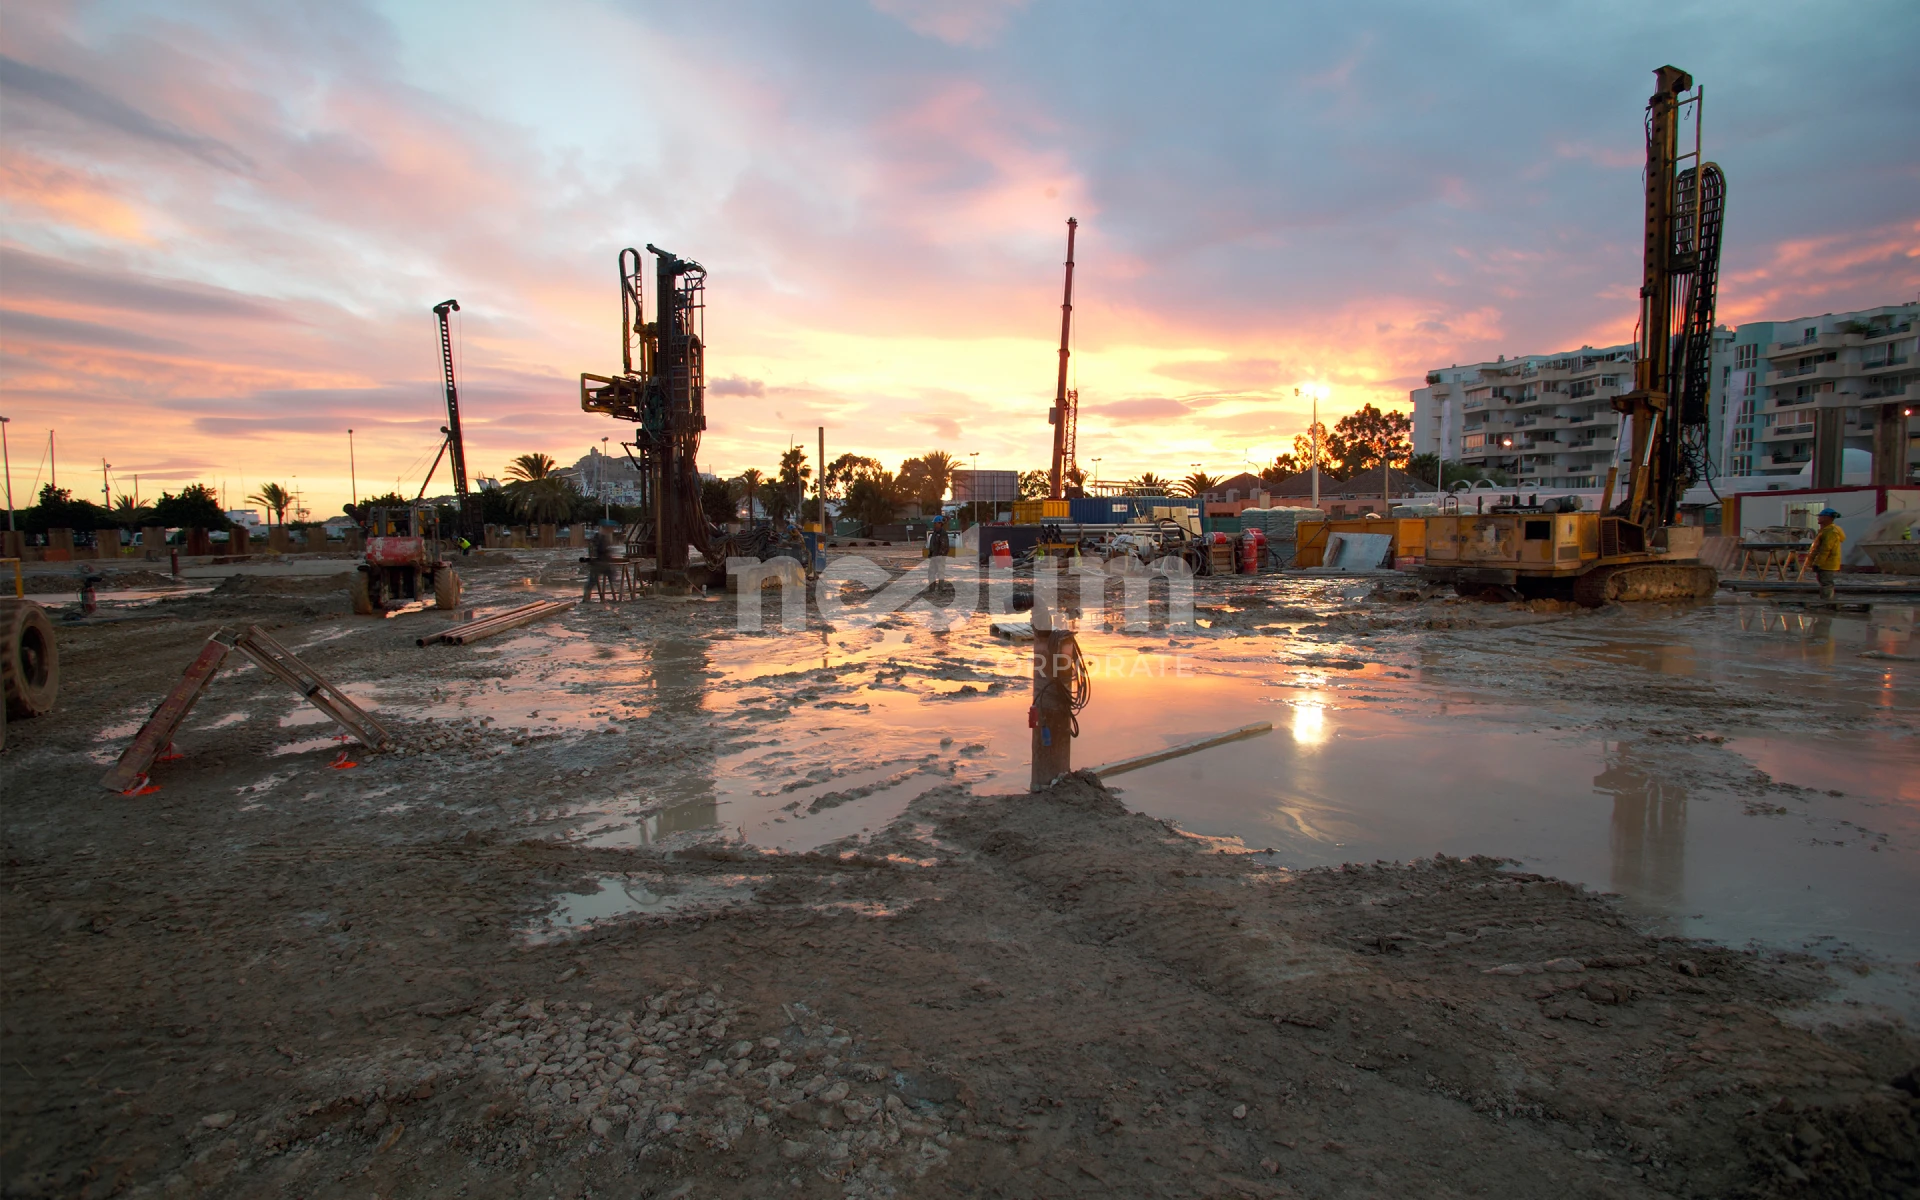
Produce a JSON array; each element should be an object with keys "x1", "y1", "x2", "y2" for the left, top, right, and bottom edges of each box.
[{"x1": 3, "y1": 0, "x2": 1916, "y2": 519}]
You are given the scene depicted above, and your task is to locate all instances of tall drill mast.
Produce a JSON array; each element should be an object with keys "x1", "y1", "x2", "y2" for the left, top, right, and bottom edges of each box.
[
  {"x1": 580, "y1": 245, "x2": 708, "y2": 573},
  {"x1": 1048, "y1": 218, "x2": 1078, "y2": 500},
  {"x1": 432, "y1": 299, "x2": 470, "y2": 498},
  {"x1": 1615, "y1": 66, "x2": 1725, "y2": 532}
]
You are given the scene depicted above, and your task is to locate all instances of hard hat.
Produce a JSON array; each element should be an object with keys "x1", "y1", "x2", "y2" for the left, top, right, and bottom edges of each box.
[{"x1": 1819, "y1": 508, "x2": 1840, "y2": 518}]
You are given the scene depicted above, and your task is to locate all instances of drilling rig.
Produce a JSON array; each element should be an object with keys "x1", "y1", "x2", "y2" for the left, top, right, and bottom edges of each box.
[
  {"x1": 1047, "y1": 218, "x2": 1080, "y2": 500},
  {"x1": 580, "y1": 245, "x2": 711, "y2": 580},
  {"x1": 419, "y1": 299, "x2": 483, "y2": 536},
  {"x1": 1419, "y1": 66, "x2": 1725, "y2": 606}
]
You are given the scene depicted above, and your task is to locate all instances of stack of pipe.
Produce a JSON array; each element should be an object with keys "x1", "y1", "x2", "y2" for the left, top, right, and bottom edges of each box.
[{"x1": 418, "y1": 600, "x2": 574, "y2": 647}]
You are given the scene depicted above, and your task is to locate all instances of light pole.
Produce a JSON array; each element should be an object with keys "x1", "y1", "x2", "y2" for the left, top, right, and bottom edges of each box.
[
  {"x1": 601, "y1": 436, "x2": 611, "y2": 518},
  {"x1": 969, "y1": 451, "x2": 979, "y2": 526},
  {"x1": 1, "y1": 416, "x2": 12, "y2": 532},
  {"x1": 101, "y1": 458, "x2": 112, "y2": 508},
  {"x1": 348, "y1": 429, "x2": 357, "y2": 506},
  {"x1": 1091, "y1": 456, "x2": 1102, "y2": 486},
  {"x1": 1299, "y1": 386, "x2": 1326, "y2": 511}
]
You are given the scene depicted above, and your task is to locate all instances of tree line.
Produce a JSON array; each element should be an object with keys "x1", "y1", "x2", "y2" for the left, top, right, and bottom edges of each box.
[{"x1": 4, "y1": 483, "x2": 230, "y2": 537}]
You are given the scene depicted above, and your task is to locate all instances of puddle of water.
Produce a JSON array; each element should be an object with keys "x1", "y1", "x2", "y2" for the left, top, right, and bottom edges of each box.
[
  {"x1": 272, "y1": 734, "x2": 352, "y2": 757},
  {"x1": 525, "y1": 873, "x2": 760, "y2": 942},
  {"x1": 1108, "y1": 712, "x2": 1920, "y2": 974},
  {"x1": 423, "y1": 580, "x2": 1915, "y2": 1002}
]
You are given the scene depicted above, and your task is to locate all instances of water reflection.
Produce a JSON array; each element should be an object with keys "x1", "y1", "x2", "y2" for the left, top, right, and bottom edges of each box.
[
  {"x1": 1595, "y1": 745, "x2": 1686, "y2": 909},
  {"x1": 1290, "y1": 699, "x2": 1328, "y2": 747},
  {"x1": 630, "y1": 637, "x2": 716, "y2": 844}
]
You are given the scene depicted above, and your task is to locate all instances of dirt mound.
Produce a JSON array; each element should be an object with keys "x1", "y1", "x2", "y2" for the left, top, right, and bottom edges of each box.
[{"x1": 212, "y1": 572, "x2": 352, "y2": 596}]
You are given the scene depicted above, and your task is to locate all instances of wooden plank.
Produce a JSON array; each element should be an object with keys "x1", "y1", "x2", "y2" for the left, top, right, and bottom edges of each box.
[
  {"x1": 1087, "y1": 722, "x2": 1274, "y2": 780},
  {"x1": 101, "y1": 631, "x2": 233, "y2": 792},
  {"x1": 233, "y1": 626, "x2": 392, "y2": 750}
]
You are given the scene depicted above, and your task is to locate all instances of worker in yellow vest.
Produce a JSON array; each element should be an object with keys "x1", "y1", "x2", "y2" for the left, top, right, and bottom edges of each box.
[{"x1": 1808, "y1": 508, "x2": 1844, "y2": 601}]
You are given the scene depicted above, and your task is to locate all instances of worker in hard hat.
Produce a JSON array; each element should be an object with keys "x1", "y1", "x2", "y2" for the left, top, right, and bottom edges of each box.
[
  {"x1": 926, "y1": 515, "x2": 950, "y2": 591},
  {"x1": 1808, "y1": 508, "x2": 1844, "y2": 602}
]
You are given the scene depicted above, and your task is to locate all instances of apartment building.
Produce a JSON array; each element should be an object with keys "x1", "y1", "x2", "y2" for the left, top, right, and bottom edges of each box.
[
  {"x1": 1412, "y1": 342, "x2": 1646, "y2": 489},
  {"x1": 1413, "y1": 301, "x2": 1917, "y2": 489},
  {"x1": 1724, "y1": 303, "x2": 1918, "y2": 484}
]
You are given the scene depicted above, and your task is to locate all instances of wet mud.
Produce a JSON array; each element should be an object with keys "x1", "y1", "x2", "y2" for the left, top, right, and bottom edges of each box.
[{"x1": 3, "y1": 548, "x2": 1915, "y2": 1197}]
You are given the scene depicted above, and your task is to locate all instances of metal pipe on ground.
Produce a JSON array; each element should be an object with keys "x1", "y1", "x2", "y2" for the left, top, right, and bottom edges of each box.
[
  {"x1": 421, "y1": 600, "x2": 574, "y2": 647},
  {"x1": 1087, "y1": 722, "x2": 1274, "y2": 779}
]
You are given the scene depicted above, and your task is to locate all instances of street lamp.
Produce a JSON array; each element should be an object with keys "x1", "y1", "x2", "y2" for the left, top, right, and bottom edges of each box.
[
  {"x1": 1, "y1": 415, "x2": 12, "y2": 532},
  {"x1": 968, "y1": 451, "x2": 979, "y2": 527},
  {"x1": 348, "y1": 429, "x2": 357, "y2": 506}
]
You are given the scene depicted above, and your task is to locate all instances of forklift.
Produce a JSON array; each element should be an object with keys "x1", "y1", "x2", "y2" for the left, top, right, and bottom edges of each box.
[{"x1": 351, "y1": 504, "x2": 460, "y2": 614}]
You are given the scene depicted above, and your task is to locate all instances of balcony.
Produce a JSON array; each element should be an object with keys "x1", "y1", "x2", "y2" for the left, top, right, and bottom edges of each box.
[
  {"x1": 1762, "y1": 422, "x2": 1816, "y2": 441},
  {"x1": 1764, "y1": 359, "x2": 1845, "y2": 386},
  {"x1": 1767, "y1": 332, "x2": 1849, "y2": 357},
  {"x1": 1770, "y1": 451, "x2": 1812, "y2": 465},
  {"x1": 1863, "y1": 355, "x2": 1910, "y2": 373},
  {"x1": 1862, "y1": 382, "x2": 1920, "y2": 402}
]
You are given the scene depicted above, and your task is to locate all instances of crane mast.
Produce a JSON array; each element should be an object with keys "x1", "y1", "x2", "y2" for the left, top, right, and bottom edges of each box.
[
  {"x1": 1616, "y1": 66, "x2": 1724, "y2": 534},
  {"x1": 1048, "y1": 218, "x2": 1078, "y2": 500},
  {"x1": 432, "y1": 300, "x2": 470, "y2": 499}
]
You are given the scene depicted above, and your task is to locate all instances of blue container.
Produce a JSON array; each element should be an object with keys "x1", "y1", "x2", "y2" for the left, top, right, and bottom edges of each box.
[{"x1": 1069, "y1": 498, "x2": 1128, "y2": 525}]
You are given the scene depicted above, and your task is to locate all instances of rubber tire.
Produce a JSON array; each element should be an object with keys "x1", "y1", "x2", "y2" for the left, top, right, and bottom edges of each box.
[
  {"x1": 350, "y1": 568, "x2": 375, "y2": 615},
  {"x1": 434, "y1": 566, "x2": 461, "y2": 610},
  {"x1": 1, "y1": 599, "x2": 59, "y2": 719}
]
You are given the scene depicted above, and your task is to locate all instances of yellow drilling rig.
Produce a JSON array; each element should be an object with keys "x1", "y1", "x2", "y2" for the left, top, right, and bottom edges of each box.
[{"x1": 1420, "y1": 66, "x2": 1726, "y2": 605}]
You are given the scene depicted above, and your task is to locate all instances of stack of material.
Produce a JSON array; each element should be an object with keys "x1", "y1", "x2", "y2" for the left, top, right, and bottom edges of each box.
[
  {"x1": 419, "y1": 600, "x2": 574, "y2": 647},
  {"x1": 1239, "y1": 507, "x2": 1324, "y2": 568}
]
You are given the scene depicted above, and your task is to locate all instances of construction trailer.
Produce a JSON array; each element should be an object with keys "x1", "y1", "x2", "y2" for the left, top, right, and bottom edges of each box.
[
  {"x1": 580, "y1": 245, "x2": 712, "y2": 581},
  {"x1": 1420, "y1": 65, "x2": 1725, "y2": 605}
]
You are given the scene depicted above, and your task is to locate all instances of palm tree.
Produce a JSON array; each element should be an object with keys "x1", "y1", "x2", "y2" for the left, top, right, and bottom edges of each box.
[
  {"x1": 1130, "y1": 472, "x2": 1171, "y2": 495},
  {"x1": 1178, "y1": 471, "x2": 1222, "y2": 499},
  {"x1": 505, "y1": 453, "x2": 556, "y2": 482},
  {"x1": 920, "y1": 450, "x2": 957, "y2": 506},
  {"x1": 502, "y1": 452, "x2": 572, "y2": 522},
  {"x1": 734, "y1": 468, "x2": 764, "y2": 521},
  {"x1": 248, "y1": 482, "x2": 292, "y2": 527},
  {"x1": 111, "y1": 494, "x2": 151, "y2": 530}
]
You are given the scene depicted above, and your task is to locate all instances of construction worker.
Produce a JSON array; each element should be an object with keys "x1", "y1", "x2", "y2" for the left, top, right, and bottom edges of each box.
[
  {"x1": 926, "y1": 515, "x2": 950, "y2": 589},
  {"x1": 583, "y1": 519, "x2": 620, "y2": 601},
  {"x1": 1808, "y1": 508, "x2": 1845, "y2": 601},
  {"x1": 456, "y1": 534, "x2": 473, "y2": 557}
]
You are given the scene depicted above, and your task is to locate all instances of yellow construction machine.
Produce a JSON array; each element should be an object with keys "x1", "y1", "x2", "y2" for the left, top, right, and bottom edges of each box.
[{"x1": 1420, "y1": 66, "x2": 1725, "y2": 606}]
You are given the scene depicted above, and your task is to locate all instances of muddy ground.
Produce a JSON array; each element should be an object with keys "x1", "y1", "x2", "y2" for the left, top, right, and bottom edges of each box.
[{"x1": 2, "y1": 549, "x2": 1916, "y2": 1198}]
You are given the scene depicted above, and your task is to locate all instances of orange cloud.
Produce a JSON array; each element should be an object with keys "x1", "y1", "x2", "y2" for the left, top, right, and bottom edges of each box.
[{"x1": 0, "y1": 150, "x2": 148, "y2": 239}]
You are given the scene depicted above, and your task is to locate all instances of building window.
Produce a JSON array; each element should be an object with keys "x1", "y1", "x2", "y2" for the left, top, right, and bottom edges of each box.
[{"x1": 1735, "y1": 344, "x2": 1758, "y2": 370}]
